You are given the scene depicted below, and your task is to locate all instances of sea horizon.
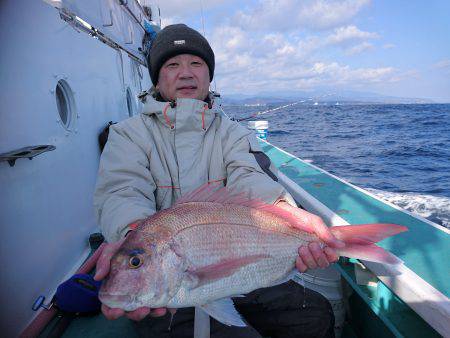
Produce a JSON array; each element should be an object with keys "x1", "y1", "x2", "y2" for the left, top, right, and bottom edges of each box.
[{"x1": 224, "y1": 103, "x2": 450, "y2": 228}]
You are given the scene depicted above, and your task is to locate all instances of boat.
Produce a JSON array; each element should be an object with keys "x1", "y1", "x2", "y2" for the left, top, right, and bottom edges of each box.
[{"x1": 1, "y1": 1, "x2": 448, "y2": 338}]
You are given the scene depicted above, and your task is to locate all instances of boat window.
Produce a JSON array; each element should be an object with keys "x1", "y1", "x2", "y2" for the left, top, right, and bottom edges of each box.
[{"x1": 55, "y1": 80, "x2": 75, "y2": 130}]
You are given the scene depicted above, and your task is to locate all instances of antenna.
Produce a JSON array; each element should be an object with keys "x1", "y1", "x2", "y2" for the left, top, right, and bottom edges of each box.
[
  {"x1": 199, "y1": 0, "x2": 206, "y2": 36},
  {"x1": 198, "y1": 0, "x2": 219, "y2": 94}
]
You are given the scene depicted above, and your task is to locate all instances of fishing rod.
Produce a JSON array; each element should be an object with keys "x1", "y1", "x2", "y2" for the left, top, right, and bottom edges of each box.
[
  {"x1": 235, "y1": 100, "x2": 308, "y2": 122},
  {"x1": 234, "y1": 93, "x2": 336, "y2": 122}
]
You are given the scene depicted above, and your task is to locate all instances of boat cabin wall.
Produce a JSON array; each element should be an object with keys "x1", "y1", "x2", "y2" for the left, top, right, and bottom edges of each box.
[{"x1": 0, "y1": 1, "x2": 151, "y2": 336}]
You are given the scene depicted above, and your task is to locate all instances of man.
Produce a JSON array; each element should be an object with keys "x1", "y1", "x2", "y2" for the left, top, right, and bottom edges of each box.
[{"x1": 94, "y1": 24, "x2": 344, "y2": 337}]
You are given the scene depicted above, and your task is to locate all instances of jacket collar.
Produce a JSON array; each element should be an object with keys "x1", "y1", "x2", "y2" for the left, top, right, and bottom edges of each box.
[{"x1": 142, "y1": 97, "x2": 218, "y2": 132}]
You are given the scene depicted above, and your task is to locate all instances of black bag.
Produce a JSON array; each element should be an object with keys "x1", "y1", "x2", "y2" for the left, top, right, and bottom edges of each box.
[{"x1": 98, "y1": 121, "x2": 117, "y2": 153}]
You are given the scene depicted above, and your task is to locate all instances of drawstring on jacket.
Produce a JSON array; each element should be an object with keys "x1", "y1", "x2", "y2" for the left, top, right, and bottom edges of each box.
[
  {"x1": 163, "y1": 103, "x2": 174, "y2": 129},
  {"x1": 163, "y1": 102, "x2": 210, "y2": 131},
  {"x1": 201, "y1": 104, "x2": 208, "y2": 130}
]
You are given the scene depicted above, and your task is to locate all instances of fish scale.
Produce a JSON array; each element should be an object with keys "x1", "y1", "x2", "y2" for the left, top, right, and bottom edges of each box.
[
  {"x1": 108, "y1": 200, "x2": 314, "y2": 309},
  {"x1": 165, "y1": 216, "x2": 308, "y2": 307},
  {"x1": 152, "y1": 202, "x2": 318, "y2": 239}
]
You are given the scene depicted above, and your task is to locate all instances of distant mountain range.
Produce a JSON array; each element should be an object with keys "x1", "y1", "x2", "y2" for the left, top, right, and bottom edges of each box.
[{"x1": 219, "y1": 90, "x2": 435, "y2": 105}]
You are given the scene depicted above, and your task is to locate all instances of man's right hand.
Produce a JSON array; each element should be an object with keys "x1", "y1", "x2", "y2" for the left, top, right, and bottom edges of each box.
[{"x1": 94, "y1": 236, "x2": 168, "y2": 321}]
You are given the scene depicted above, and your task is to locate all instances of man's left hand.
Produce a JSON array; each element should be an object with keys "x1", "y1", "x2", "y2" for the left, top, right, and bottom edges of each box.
[{"x1": 276, "y1": 201, "x2": 345, "y2": 272}]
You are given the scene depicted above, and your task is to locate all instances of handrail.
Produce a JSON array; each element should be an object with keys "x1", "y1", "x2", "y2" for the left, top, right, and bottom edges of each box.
[
  {"x1": 118, "y1": 0, "x2": 145, "y2": 31},
  {"x1": 0, "y1": 145, "x2": 56, "y2": 167}
]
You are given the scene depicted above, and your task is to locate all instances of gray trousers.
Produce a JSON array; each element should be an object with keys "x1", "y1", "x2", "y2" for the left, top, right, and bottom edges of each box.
[{"x1": 135, "y1": 281, "x2": 335, "y2": 338}]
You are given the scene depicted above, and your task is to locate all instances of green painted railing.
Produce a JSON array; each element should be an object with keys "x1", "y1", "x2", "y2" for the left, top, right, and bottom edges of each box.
[{"x1": 261, "y1": 140, "x2": 445, "y2": 337}]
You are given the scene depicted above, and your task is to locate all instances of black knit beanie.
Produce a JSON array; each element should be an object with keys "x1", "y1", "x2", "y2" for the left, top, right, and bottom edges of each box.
[{"x1": 147, "y1": 24, "x2": 215, "y2": 86}]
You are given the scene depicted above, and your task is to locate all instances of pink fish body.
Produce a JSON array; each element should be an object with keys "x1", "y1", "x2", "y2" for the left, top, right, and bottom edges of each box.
[{"x1": 99, "y1": 186, "x2": 407, "y2": 326}]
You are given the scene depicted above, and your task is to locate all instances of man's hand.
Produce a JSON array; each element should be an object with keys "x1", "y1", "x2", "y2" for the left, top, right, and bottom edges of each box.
[
  {"x1": 276, "y1": 201, "x2": 344, "y2": 272},
  {"x1": 94, "y1": 236, "x2": 171, "y2": 321}
]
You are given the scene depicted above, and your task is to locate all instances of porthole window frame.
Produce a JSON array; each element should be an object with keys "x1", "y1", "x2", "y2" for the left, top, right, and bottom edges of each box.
[{"x1": 55, "y1": 79, "x2": 77, "y2": 131}]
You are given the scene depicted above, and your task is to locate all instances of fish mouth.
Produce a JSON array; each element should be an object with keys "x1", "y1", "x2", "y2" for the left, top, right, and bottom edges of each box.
[{"x1": 98, "y1": 291, "x2": 136, "y2": 309}]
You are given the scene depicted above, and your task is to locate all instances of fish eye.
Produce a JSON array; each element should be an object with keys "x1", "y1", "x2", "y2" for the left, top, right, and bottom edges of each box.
[{"x1": 129, "y1": 255, "x2": 143, "y2": 269}]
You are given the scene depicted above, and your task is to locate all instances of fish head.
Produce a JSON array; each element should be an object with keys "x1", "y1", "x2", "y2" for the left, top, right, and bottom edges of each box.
[{"x1": 98, "y1": 229, "x2": 185, "y2": 311}]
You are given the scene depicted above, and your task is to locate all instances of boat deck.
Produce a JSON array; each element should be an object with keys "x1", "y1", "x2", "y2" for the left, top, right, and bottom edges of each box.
[
  {"x1": 39, "y1": 141, "x2": 447, "y2": 338},
  {"x1": 260, "y1": 140, "x2": 447, "y2": 337},
  {"x1": 260, "y1": 141, "x2": 449, "y2": 297}
]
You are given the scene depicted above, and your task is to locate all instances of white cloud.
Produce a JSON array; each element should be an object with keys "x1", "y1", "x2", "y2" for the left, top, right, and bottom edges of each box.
[
  {"x1": 325, "y1": 25, "x2": 378, "y2": 46},
  {"x1": 154, "y1": 0, "x2": 227, "y2": 19},
  {"x1": 383, "y1": 43, "x2": 396, "y2": 49},
  {"x1": 213, "y1": 38, "x2": 397, "y2": 93},
  {"x1": 208, "y1": 19, "x2": 394, "y2": 94},
  {"x1": 351, "y1": 66, "x2": 395, "y2": 82},
  {"x1": 234, "y1": 0, "x2": 371, "y2": 32},
  {"x1": 215, "y1": 61, "x2": 398, "y2": 94},
  {"x1": 387, "y1": 69, "x2": 420, "y2": 82},
  {"x1": 160, "y1": 16, "x2": 178, "y2": 27},
  {"x1": 212, "y1": 26, "x2": 304, "y2": 62},
  {"x1": 323, "y1": 25, "x2": 378, "y2": 54},
  {"x1": 148, "y1": 1, "x2": 408, "y2": 95},
  {"x1": 346, "y1": 42, "x2": 374, "y2": 55},
  {"x1": 210, "y1": 23, "x2": 378, "y2": 66},
  {"x1": 301, "y1": 0, "x2": 371, "y2": 30},
  {"x1": 151, "y1": 0, "x2": 228, "y2": 28},
  {"x1": 432, "y1": 59, "x2": 450, "y2": 70}
]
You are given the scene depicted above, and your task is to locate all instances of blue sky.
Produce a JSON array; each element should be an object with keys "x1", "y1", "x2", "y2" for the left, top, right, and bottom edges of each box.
[{"x1": 156, "y1": 0, "x2": 450, "y2": 102}]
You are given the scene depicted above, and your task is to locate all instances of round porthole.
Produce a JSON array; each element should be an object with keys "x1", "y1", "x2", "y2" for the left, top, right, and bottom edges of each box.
[
  {"x1": 126, "y1": 87, "x2": 136, "y2": 117},
  {"x1": 55, "y1": 79, "x2": 76, "y2": 130}
]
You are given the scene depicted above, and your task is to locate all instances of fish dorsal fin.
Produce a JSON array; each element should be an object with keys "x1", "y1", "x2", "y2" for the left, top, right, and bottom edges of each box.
[
  {"x1": 200, "y1": 298, "x2": 246, "y2": 327},
  {"x1": 176, "y1": 184, "x2": 315, "y2": 233}
]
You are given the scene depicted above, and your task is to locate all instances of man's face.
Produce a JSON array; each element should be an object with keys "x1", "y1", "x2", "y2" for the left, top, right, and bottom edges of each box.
[{"x1": 157, "y1": 54, "x2": 210, "y2": 102}]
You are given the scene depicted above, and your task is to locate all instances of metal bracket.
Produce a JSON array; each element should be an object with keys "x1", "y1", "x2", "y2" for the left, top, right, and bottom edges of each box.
[{"x1": 0, "y1": 145, "x2": 56, "y2": 167}]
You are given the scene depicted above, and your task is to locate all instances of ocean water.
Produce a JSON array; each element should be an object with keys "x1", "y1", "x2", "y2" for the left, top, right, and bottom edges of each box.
[{"x1": 222, "y1": 103, "x2": 450, "y2": 228}]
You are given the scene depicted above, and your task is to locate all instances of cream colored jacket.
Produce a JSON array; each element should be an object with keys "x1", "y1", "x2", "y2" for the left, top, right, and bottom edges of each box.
[{"x1": 94, "y1": 97, "x2": 295, "y2": 243}]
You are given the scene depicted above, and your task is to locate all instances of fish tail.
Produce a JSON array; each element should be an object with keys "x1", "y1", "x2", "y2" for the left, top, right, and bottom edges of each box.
[
  {"x1": 330, "y1": 223, "x2": 407, "y2": 264},
  {"x1": 336, "y1": 243, "x2": 403, "y2": 264}
]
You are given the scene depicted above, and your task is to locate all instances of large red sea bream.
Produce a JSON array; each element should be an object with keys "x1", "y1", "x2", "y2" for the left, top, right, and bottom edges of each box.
[{"x1": 99, "y1": 186, "x2": 407, "y2": 326}]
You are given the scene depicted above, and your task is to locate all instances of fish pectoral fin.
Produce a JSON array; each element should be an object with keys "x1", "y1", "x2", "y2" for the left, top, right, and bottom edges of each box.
[
  {"x1": 187, "y1": 254, "x2": 270, "y2": 288},
  {"x1": 200, "y1": 298, "x2": 246, "y2": 327}
]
